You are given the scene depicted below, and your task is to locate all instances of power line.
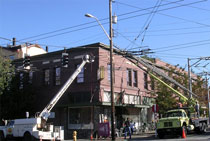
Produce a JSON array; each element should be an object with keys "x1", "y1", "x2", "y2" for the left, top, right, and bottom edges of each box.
[
  {"x1": 155, "y1": 42, "x2": 210, "y2": 53},
  {"x1": 115, "y1": 0, "x2": 209, "y2": 52},
  {"x1": 123, "y1": 30, "x2": 210, "y2": 37},
  {"x1": 120, "y1": 25, "x2": 210, "y2": 33},
  {"x1": 0, "y1": 37, "x2": 12, "y2": 41},
  {"x1": 163, "y1": 0, "x2": 210, "y2": 12},
  {"x1": 18, "y1": 0, "x2": 180, "y2": 42},
  {"x1": 152, "y1": 38, "x2": 210, "y2": 51},
  {"x1": 116, "y1": 0, "x2": 210, "y2": 27},
  {"x1": 19, "y1": 0, "x2": 201, "y2": 43}
]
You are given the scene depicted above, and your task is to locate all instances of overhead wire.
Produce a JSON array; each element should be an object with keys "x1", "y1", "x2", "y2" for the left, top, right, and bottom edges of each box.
[
  {"x1": 163, "y1": 0, "x2": 210, "y2": 12},
  {"x1": 114, "y1": 0, "x2": 209, "y2": 52},
  {"x1": 152, "y1": 38, "x2": 210, "y2": 51},
  {"x1": 18, "y1": 0, "x2": 206, "y2": 44},
  {"x1": 18, "y1": 0, "x2": 182, "y2": 42},
  {"x1": 140, "y1": 0, "x2": 162, "y2": 45},
  {"x1": 155, "y1": 42, "x2": 210, "y2": 53},
  {"x1": 120, "y1": 25, "x2": 210, "y2": 33},
  {"x1": 123, "y1": 30, "x2": 210, "y2": 37}
]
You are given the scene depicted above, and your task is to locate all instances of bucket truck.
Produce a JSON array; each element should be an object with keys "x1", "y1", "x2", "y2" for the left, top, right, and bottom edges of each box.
[
  {"x1": 116, "y1": 50, "x2": 209, "y2": 138},
  {"x1": 0, "y1": 54, "x2": 93, "y2": 141}
]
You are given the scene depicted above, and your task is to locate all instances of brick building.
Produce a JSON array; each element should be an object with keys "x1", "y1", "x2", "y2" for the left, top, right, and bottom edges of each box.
[{"x1": 13, "y1": 43, "x2": 155, "y2": 139}]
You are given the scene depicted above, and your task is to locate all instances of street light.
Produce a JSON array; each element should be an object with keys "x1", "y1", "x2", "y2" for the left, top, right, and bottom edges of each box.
[
  {"x1": 85, "y1": 14, "x2": 111, "y2": 40},
  {"x1": 85, "y1": 1, "x2": 116, "y2": 140}
]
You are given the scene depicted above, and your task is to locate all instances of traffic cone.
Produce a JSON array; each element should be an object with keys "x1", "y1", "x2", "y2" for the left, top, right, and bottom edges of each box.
[
  {"x1": 90, "y1": 134, "x2": 93, "y2": 140},
  {"x1": 182, "y1": 127, "x2": 186, "y2": 139}
]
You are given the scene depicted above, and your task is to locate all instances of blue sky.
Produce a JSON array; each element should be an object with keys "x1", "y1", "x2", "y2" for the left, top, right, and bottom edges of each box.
[{"x1": 1, "y1": 0, "x2": 210, "y2": 75}]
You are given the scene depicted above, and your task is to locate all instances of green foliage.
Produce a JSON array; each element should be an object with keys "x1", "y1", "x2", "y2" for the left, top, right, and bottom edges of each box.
[
  {"x1": 0, "y1": 56, "x2": 14, "y2": 95},
  {"x1": 1, "y1": 72, "x2": 37, "y2": 119},
  {"x1": 155, "y1": 80, "x2": 178, "y2": 114},
  {"x1": 154, "y1": 64, "x2": 206, "y2": 115}
]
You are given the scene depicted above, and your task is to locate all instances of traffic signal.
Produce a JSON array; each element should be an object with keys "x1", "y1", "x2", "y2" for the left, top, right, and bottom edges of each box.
[
  {"x1": 62, "y1": 53, "x2": 69, "y2": 67},
  {"x1": 23, "y1": 55, "x2": 30, "y2": 68}
]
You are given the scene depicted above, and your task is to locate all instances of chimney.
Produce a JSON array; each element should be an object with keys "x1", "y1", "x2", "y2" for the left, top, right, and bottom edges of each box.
[
  {"x1": 46, "y1": 46, "x2": 48, "y2": 52},
  {"x1": 12, "y1": 38, "x2": 16, "y2": 46}
]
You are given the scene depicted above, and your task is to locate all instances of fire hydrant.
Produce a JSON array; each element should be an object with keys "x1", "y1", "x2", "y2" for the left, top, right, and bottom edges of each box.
[{"x1": 73, "y1": 131, "x2": 77, "y2": 141}]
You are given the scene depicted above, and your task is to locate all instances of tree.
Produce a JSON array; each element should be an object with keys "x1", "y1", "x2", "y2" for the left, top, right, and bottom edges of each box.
[
  {"x1": 1, "y1": 72, "x2": 37, "y2": 119},
  {"x1": 0, "y1": 55, "x2": 37, "y2": 119},
  {"x1": 152, "y1": 64, "x2": 206, "y2": 115},
  {"x1": 0, "y1": 56, "x2": 15, "y2": 121},
  {"x1": 0, "y1": 56, "x2": 14, "y2": 95}
]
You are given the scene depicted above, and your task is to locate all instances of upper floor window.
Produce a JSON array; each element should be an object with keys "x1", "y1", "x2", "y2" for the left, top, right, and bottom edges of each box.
[
  {"x1": 29, "y1": 71, "x2": 33, "y2": 84},
  {"x1": 77, "y1": 64, "x2": 84, "y2": 83},
  {"x1": 44, "y1": 69, "x2": 50, "y2": 85},
  {"x1": 127, "y1": 69, "x2": 132, "y2": 86},
  {"x1": 19, "y1": 73, "x2": 23, "y2": 89},
  {"x1": 144, "y1": 72, "x2": 148, "y2": 89},
  {"x1": 54, "y1": 67, "x2": 61, "y2": 85},
  {"x1": 133, "y1": 70, "x2": 138, "y2": 87},
  {"x1": 151, "y1": 78, "x2": 155, "y2": 90}
]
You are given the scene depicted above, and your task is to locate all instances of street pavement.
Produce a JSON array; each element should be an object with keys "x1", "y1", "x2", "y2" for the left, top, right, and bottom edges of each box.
[{"x1": 64, "y1": 130, "x2": 210, "y2": 141}]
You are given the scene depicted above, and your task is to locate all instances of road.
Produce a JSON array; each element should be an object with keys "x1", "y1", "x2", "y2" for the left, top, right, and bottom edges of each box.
[{"x1": 66, "y1": 131, "x2": 210, "y2": 141}]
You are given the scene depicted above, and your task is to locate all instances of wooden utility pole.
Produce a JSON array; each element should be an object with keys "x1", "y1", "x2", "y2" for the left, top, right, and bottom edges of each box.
[{"x1": 109, "y1": 0, "x2": 115, "y2": 140}]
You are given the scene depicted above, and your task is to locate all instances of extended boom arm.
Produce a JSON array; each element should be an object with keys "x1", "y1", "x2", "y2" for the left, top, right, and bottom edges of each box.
[{"x1": 39, "y1": 54, "x2": 93, "y2": 120}]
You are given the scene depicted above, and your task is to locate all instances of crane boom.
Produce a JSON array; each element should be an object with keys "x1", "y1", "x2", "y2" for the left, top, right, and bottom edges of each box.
[
  {"x1": 39, "y1": 54, "x2": 92, "y2": 120},
  {"x1": 114, "y1": 49, "x2": 197, "y2": 101}
]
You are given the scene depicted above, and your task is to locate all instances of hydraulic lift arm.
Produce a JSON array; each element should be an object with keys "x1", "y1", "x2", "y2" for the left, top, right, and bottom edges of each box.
[
  {"x1": 39, "y1": 54, "x2": 93, "y2": 120},
  {"x1": 114, "y1": 50, "x2": 197, "y2": 104}
]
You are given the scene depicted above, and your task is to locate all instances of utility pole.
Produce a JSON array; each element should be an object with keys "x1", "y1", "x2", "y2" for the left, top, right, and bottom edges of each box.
[
  {"x1": 188, "y1": 58, "x2": 192, "y2": 98},
  {"x1": 85, "y1": 1, "x2": 116, "y2": 139},
  {"x1": 109, "y1": 0, "x2": 115, "y2": 140},
  {"x1": 204, "y1": 72, "x2": 210, "y2": 122}
]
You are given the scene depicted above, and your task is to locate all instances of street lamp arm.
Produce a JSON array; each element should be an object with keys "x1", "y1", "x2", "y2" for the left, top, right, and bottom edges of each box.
[{"x1": 85, "y1": 13, "x2": 111, "y2": 41}]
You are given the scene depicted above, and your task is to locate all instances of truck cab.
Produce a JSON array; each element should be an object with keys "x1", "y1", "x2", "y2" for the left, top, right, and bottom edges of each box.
[
  {"x1": 157, "y1": 109, "x2": 189, "y2": 138},
  {"x1": 0, "y1": 120, "x2": 15, "y2": 140}
]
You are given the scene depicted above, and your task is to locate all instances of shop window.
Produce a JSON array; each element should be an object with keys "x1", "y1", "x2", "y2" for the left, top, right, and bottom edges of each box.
[{"x1": 68, "y1": 107, "x2": 91, "y2": 124}]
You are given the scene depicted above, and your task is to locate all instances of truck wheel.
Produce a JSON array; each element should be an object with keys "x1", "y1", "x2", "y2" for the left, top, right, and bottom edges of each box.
[
  {"x1": 24, "y1": 132, "x2": 33, "y2": 141},
  {"x1": 202, "y1": 123, "x2": 207, "y2": 133},
  {"x1": 198, "y1": 122, "x2": 205, "y2": 133},
  {"x1": 0, "y1": 131, "x2": 5, "y2": 141},
  {"x1": 158, "y1": 133, "x2": 164, "y2": 139}
]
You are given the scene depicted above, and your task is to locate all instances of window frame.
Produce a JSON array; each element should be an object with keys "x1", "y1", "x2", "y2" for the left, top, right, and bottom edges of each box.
[
  {"x1": 107, "y1": 63, "x2": 115, "y2": 83},
  {"x1": 133, "y1": 70, "x2": 138, "y2": 87},
  {"x1": 54, "y1": 67, "x2": 61, "y2": 85},
  {"x1": 144, "y1": 72, "x2": 148, "y2": 90},
  {"x1": 76, "y1": 64, "x2": 85, "y2": 83},
  {"x1": 127, "y1": 68, "x2": 132, "y2": 86},
  {"x1": 44, "y1": 69, "x2": 50, "y2": 85}
]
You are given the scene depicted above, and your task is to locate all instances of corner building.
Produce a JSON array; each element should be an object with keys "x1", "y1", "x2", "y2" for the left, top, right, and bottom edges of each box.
[{"x1": 13, "y1": 43, "x2": 155, "y2": 139}]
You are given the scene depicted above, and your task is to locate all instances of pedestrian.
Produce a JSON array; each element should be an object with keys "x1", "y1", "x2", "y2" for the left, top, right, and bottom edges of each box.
[{"x1": 124, "y1": 118, "x2": 131, "y2": 139}]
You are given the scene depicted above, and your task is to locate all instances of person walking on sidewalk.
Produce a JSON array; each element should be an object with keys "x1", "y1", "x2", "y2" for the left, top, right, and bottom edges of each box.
[{"x1": 124, "y1": 118, "x2": 131, "y2": 139}]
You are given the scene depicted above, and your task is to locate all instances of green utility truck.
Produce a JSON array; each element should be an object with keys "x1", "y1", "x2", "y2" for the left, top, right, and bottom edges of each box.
[{"x1": 157, "y1": 109, "x2": 209, "y2": 138}]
